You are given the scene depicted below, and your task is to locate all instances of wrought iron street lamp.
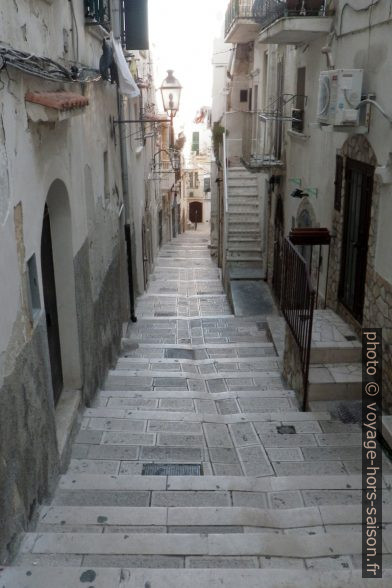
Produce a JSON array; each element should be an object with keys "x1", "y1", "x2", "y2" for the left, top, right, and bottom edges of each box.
[{"x1": 160, "y1": 70, "x2": 182, "y2": 147}]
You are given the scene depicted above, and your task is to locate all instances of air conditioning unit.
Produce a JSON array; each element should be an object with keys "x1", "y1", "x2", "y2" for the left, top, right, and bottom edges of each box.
[{"x1": 317, "y1": 69, "x2": 363, "y2": 126}]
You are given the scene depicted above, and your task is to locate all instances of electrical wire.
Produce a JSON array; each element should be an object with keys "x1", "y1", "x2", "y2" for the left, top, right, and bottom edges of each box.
[
  {"x1": 0, "y1": 45, "x2": 101, "y2": 84},
  {"x1": 339, "y1": 0, "x2": 380, "y2": 35}
]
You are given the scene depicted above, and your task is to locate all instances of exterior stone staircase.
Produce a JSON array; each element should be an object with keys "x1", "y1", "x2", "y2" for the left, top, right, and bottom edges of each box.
[
  {"x1": 226, "y1": 166, "x2": 263, "y2": 277},
  {"x1": 3, "y1": 230, "x2": 392, "y2": 587}
]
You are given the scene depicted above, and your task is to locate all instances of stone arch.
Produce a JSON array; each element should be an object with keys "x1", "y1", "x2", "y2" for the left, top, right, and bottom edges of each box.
[{"x1": 43, "y1": 180, "x2": 82, "y2": 393}]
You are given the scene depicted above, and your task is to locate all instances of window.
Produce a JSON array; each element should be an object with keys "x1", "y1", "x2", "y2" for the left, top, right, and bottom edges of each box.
[
  {"x1": 293, "y1": 67, "x2": 306, "y2": 133},
  {"x1": 192, "y1": 132, "x2": 200, "y2": 155},
  {"x1": 240, "y1": 89, "x2": 248, "y2": 103},
  {"x1": 84, "y1": 0, "x2": 111, "y2": 30}
]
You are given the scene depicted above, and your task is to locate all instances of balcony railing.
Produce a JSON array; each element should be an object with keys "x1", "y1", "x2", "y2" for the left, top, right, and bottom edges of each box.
[
  {"x1": 225, "y1": 0, "x2": 256, "y2": 37},
  {"x1": 253, "y1": 0, "x2": 327, "y2": 30},
  {"x1": 85, "y1": 0, "x2": 111, "y2": 29}
]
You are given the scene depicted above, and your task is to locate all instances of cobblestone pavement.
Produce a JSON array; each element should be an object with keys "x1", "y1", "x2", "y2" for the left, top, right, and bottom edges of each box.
[{"x1": 4, "y1": 228, "x2": 392, "y2": 587}]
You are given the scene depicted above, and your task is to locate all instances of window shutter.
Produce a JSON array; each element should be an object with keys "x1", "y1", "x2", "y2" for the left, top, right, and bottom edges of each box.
[{"x1": 123, "y1": 0, "x2": 149, "y2": 50}]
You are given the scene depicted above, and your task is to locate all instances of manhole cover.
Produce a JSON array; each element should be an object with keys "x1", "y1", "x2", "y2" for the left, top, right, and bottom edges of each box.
[
  {"x1": 277, "y1": 425, "x2": 296, "y2": 435},
  {"x1": 142, "y1": 464, "x2": 202, "y2": 476},
  {"x1": 165, "y1": 348, "x2": 195, "y2": 360}
]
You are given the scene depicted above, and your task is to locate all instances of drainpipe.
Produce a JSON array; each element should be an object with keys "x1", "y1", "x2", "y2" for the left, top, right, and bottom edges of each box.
[{"x1": 117, "y1": 89, "x2": 137, "y2": 323}]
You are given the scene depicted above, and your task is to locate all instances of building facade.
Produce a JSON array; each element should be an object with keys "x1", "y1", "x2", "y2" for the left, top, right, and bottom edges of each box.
[
  {"x1": 0, "y1": 0, "x2": 167, "y2": 562},
  {"x1": 214, "y1": 0, "x2": 392, "y2": 410}
]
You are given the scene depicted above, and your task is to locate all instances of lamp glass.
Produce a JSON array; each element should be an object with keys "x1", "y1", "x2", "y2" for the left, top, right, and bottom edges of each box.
[{"x1": 160, "y1": 70, "x2": 182, "y2": 115}]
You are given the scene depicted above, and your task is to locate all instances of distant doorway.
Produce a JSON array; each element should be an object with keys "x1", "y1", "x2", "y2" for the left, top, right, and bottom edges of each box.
[
  {"x1": 41, "y1": 205, "x2": 63, "y2": 405},
  {"x1": 189, "y1": 201, "x2": 202, "y2": 223}
]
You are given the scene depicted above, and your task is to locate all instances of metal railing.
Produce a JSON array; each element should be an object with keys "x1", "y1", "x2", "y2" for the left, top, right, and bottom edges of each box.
[
  {"x1": 85, "y1": 0, "x2": 111, "y2": 29},
  {"x1": 253, "y1": 0, "x2": 327, "y2": 30},
  {"x1": 225, "y1": 0, "x2": 256, "y2": 36},
  {"x1": 281, "y1": 237, "x2": 315, "y2": 410}
]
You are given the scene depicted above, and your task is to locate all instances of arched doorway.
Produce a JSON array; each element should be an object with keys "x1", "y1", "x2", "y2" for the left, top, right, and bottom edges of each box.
[
  {"x1": 41, "y1": 205, "x2": 63, "y2": 404},
  {"x1": 41, "y1": 180, "x2": 81, "y2": 404},
  {"x1": 189, "y1": 201, "x2": 202, "y2": 223}
]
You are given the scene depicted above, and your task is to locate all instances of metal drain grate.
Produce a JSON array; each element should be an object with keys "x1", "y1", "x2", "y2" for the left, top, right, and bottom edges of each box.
[
  {"x1": 142, "y1": 463, "x2": 202, "y2": 476},
  {"x1": 277, "y1": 425, "x2": 296, "y2": 435}
]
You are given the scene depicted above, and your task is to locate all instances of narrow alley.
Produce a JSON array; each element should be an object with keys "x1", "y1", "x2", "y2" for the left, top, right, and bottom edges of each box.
[{"x1": 4, "y1": 228, "x2": 391, "y2": 587}]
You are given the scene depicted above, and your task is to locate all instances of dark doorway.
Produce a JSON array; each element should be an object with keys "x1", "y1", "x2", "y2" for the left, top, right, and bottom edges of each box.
[
  {"x1": 339, "y1": 157, "x2": 374, "y2": 322},
  {"x1": 41, "y1": 205, "x2": 63, "y2": 405},
  {"x1": 189, "y1": 201, "x2": 203, "y2": 223},
  {"x1": 272, "y1": 196, "x2": 284, "y2": 303},
  {"x1": 142, "y1": 220, "x2": 149, "y2": 289},
  {"x1": 158, "y1": 209, "x2": 163, "y2": 246},
  {"x1": 172, "y1": 206, "x2": 176, "y2": 238},
  {"x1": 177, "y1": 204, "x2": 181, "y2": 234}
]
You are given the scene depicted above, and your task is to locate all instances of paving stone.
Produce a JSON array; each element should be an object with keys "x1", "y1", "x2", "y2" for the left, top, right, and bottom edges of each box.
[
  {"x1": 268, "y1": 491, "x2": 304, "y2": 510},
  {"x1": 194, "y1": 399, "x2": 217, "y2": 414},
  {"x1": 151, "y1": 491, "x2": 231, "y2": 507},
  {"x1": 71, "y1": 444, "x2": 90, "y2": 459},
  {"x1": 259, "y1": 556, "x2": 305, "y2": 569},
  {"x1": 207, "y1": 379, "x2": 228, "y2": 393},
  {"x1": 169, "y1": 526, "x2": 243, "y2": 534},
  {"x1": 140, "y1": 446, "x2": 203, "y2": 462},
  {"x1": 302, "y1": 447, "x2": 361, "y2": 461},
  {"x1": 305, "y1": 556, "x2": 352, "y2": 570},
  {"x1": 213, "y1": 464, "x2": 244, "y2": 476},
  {"x1": 75, "y1": 430, "x2": 104, "y2": 444},
  {"x1": 302, "y1": 490, "x2": 362, "y2": 507},
  {"x1": 258, "y1": 433, "x2": 317, "y2": 448},
  {"x1": 154, "y1": 378, "x2": 188, "y2": 388},
  {"x1": 274, "y1": 462, "x2": 346, "y2": 476},
  {"x1": 208, "y1": 447, "x2": 240, "y2": 464},
  {"x1": 188, "y1": 380, "x2": 206, "y2": 392},
  {"x1": 147, "y1": 421, "x2": 202, "y2": 433},
  {"x1": 232, "y1": 492, "x2": 268, "y2": 508},
  {"x1": 229, "y1": 423, "x2": 259, "y2": 446},
  {"x1": 216, "y1": 399, "x2": 240, "y2": 415},
  {"x1": 107, "y1": 398, "x2": 158, "y2": 408},
  {"x1": 87, "y1": 445, "x2": 139, "y2": 460},
  {"x1": 159, "y1": 399, "x2": 195, "y2": 411},
  {"x1": 186, "y1": 556, "x2": 258, "y2": 568},
  {"x1": 266, "y1": 448, "x2": 304, "y2": 462},
  {"x1": 315, "y1": 433, "x2": 362, "y2": 446},
  {"x1": 237, "y1": 445, "x2": 274, "y2": 477},
  {"x1": 203, "y1": 423, "x2": 233, "y2": 447},
  {"x1": 68, "y1": 459, "x2": 120, "y2": 475},
  {"x1": 101, "y1": 432, "x2": 155, "y2": 446},
  {"x1": 157, "y1": 434, "x2": 205, "y2": 447},
  {"x1": 88, "y1": 418, "x2": 146, "y2": 432},
  {"x1": 238, "y1": 398, "x2": 292, "y2": 412},
  {"x1": 82, "y1": 554, "x2": 185, "y2": 567},
  {"x1": 53, "y1": 490, "x2": 151, "y2": 507}
]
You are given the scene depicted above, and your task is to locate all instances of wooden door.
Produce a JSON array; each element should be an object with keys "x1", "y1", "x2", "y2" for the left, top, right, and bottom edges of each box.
[{"x1": 339, "y1": 158, "x2": 374, "y2": 322}]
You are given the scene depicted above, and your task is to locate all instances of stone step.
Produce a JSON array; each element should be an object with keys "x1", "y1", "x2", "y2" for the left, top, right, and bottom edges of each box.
[
  {"x1": 228, "y1": 195, "x2": 258, "y2": 203},
  {"x1": 83, "y1": 407, "x2": 332, "y2": 423},
  {"x1": 228, "y1": 223, "x2": 260, "y2": 232},
  {"x1": 39, "y1": 503, "x2": 385, "y2": 530},
  {"x1": 310, "y1": 346, "x2": 361, "y2": 365},
  {"x1": 227, "y1": 244, "x2": 262, "y2": 252},
  {"x1": 19, "y1": 529, "x2": 391, "y2": 558},
  {"x1": 227, "y1": 253, "x2": 263, "y2": 262},
  {"x1": 308, "y1": 364, "x2": 362, "y2": 402},
  {"x1": 57, "y1": 474, "x2": 366, "y2": 493},
  {"x1": 5, "y1": 568, "x2": 392, "y2": 587},
  {"x1": 34, "y1": 505, "x2": 320, "y2": 529}
]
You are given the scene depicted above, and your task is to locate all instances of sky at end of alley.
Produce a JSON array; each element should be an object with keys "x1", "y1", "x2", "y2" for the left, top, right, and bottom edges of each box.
[{"x1": 148, "y1": 0, "x2": 229, "y2": 141}]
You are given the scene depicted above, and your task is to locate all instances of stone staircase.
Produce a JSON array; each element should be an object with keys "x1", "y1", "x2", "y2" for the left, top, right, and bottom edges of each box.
[
  {"x1": 3, "y1": 229, "x2": 392, "y2": 587},
  {"x1": 226, "y1": 166, "x2": 263, "y2": 276}
]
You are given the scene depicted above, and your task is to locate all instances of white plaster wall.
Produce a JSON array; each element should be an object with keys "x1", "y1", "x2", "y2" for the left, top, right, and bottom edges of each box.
[{"x1": 0, "y1": 0, "x2": 125, "y2": 370}]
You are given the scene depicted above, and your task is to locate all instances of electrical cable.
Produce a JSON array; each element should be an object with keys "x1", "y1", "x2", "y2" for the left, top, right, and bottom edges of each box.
[{"x1": 339, "y1": 0, "x2": 380, "y2": 35}]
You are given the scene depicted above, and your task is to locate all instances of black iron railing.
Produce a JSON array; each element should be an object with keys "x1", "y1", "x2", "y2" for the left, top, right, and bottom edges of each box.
[
  {"x1": 225, "y1": 0, "x2": 256, "y2": 37},
  {"x1": 85, "y1": 0, "x2": 111, "y2": 29},
  {"x1": 253, "y1": 0, "x2": 326, "y2": 30},
  {"x1": 281, "y1": 237, "x2": 315, "y2": 410}
]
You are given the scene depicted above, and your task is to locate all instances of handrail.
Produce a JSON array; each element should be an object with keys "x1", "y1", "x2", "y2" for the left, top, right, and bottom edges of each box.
[
  {"x1": 281, "y1": 237, "x2": 315, "y2": 410},
  {"x1": 253, "y1": 0, "x2": 327, "y2": 30},
  {"x1": 222, "y1": 133, "x2": 229, "y2": 214}
]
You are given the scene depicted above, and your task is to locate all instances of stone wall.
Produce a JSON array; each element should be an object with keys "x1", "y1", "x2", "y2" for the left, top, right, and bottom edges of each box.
[
  {"x1": 0, "y1": 318, "x2": 59, "y2": 563},
  {"x1": 74, "y1": 240, "x2": 124, "y2": 405},
  {"x1": 326, "y1": 134, "x2": 392, "y2": 413},
  {"x1": 282, "y1": 324, "x2": 305, "y2": 406}
]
